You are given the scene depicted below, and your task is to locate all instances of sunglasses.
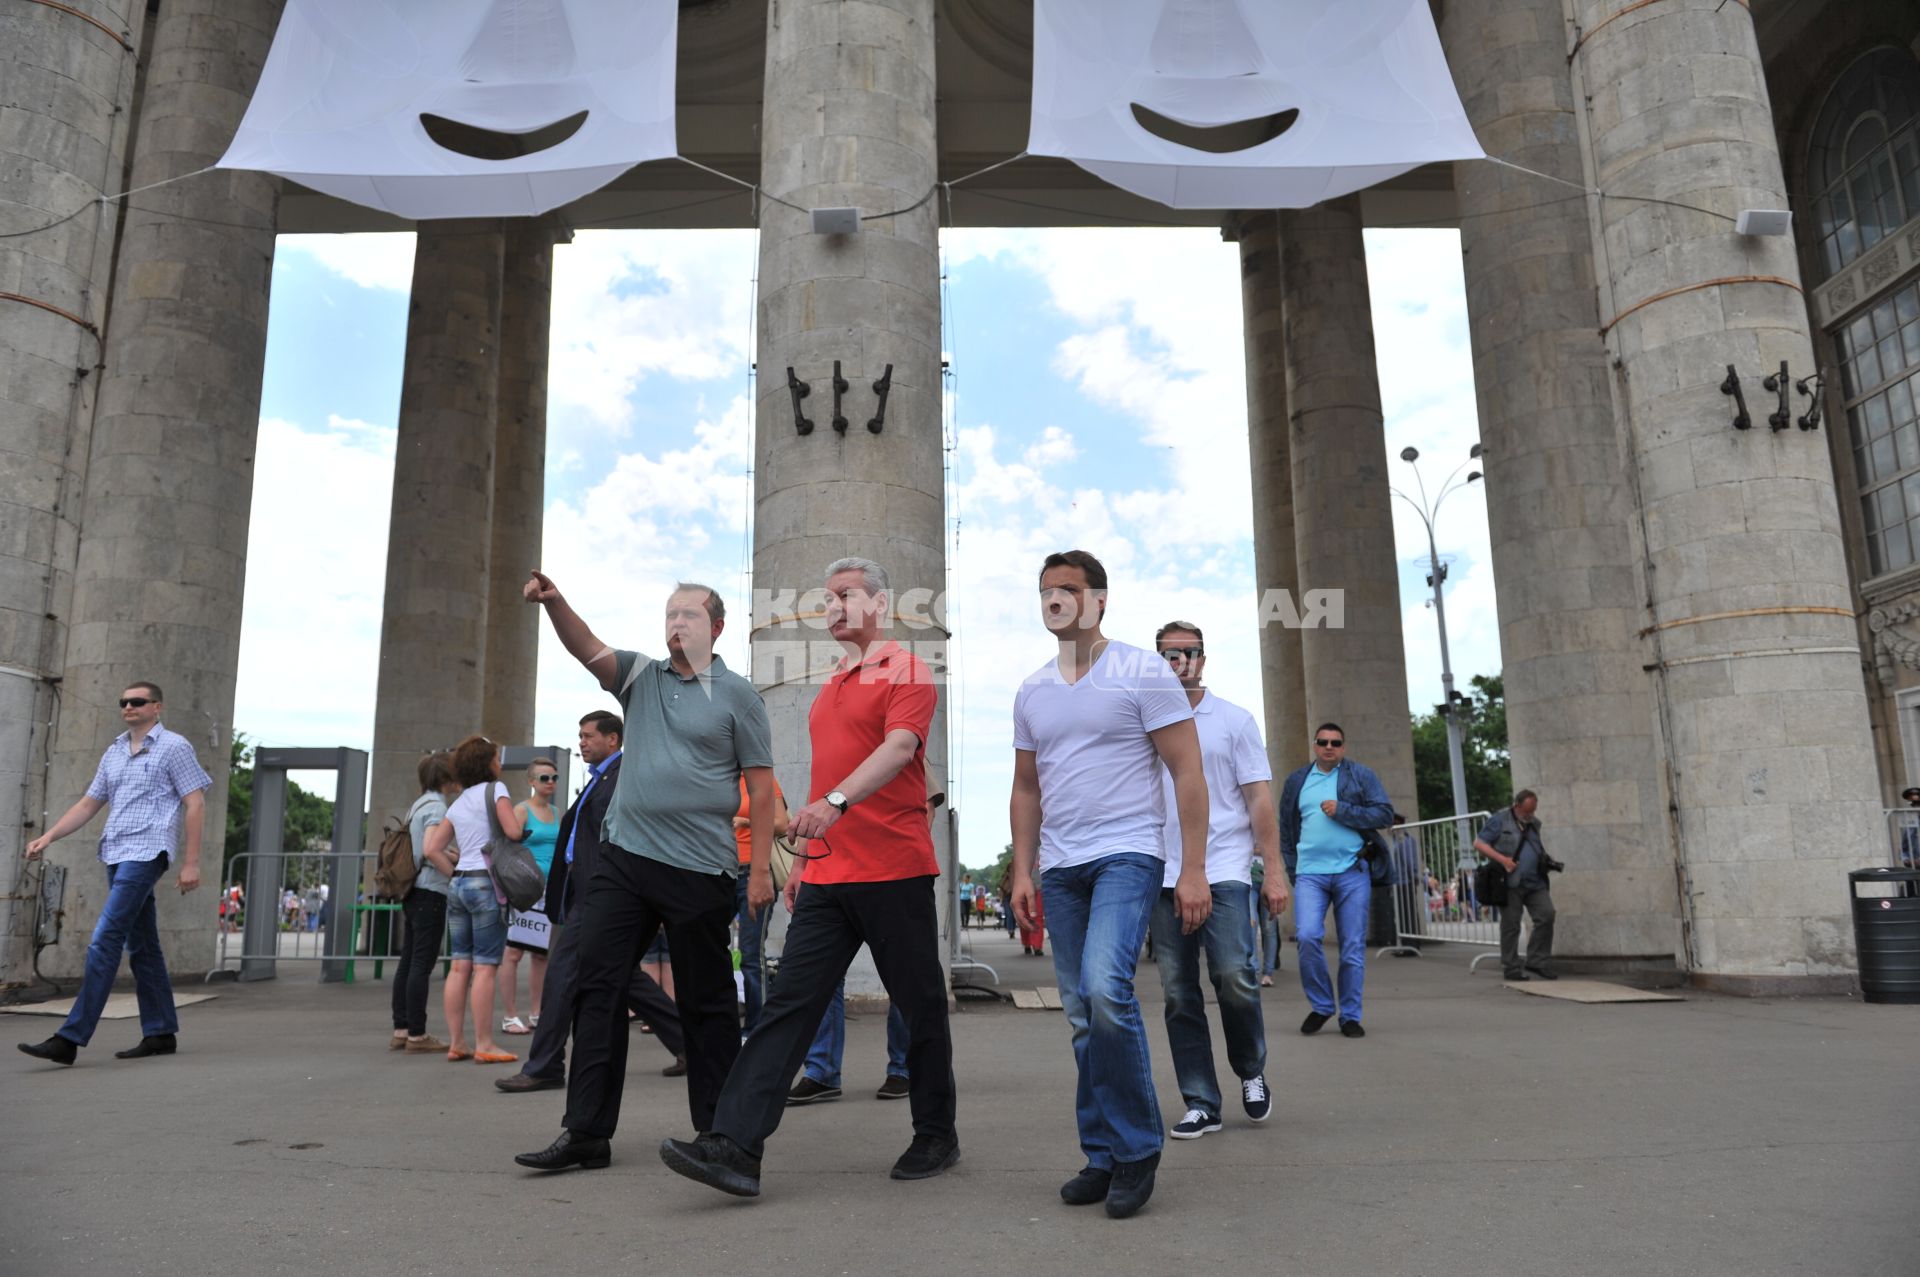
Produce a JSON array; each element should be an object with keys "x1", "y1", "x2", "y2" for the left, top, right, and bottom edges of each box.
[
  {"x1": 1314, "y1": 738, "x2": 1345, "y2": 748},
  {"x1": 1161, "y1": 647, "x2": 1203, "y2": 662},
  {"x1": 532, "y1": 773, "x2": 557, "y2": 783},
  {"x1": 789, "y1": 831, "x2": 838, "y2": 863},
  {"x1": 119, "y1": 697, "x2": 153, "y2": 709}
]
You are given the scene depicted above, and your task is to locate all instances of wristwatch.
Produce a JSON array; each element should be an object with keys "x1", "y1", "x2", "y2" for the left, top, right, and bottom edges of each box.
[{"x1": 825, "y1": 791, "x2": 850, "y2": 813}]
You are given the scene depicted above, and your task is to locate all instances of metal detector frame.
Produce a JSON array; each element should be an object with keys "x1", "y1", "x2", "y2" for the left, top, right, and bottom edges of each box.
[{"x1": 239, "y1": 748, "x2": 368, "y2": 983}]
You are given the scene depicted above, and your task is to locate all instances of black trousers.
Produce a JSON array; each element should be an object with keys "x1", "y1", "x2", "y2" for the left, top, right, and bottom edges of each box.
[
  {"x1": 562, "y1": 848, "x2": 738, "y2": 1138},
  {"x1": 391, "y1": 888, "x2": 448, "y2": 1035},
  {"x1": 710, "y1": 875, "x2": 955, "y2": 1159},
  {"x1": 524, "y1": 911, "x2": 684, "y2": 1080}
]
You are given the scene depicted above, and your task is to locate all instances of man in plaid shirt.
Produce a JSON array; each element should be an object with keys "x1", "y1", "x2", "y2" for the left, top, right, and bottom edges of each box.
[{"x1": 18, "y1": 681, "x2": 212, "y2": 1066}]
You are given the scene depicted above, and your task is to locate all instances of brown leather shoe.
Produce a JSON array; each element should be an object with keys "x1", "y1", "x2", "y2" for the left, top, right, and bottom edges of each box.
[
  {"x1": 496, "y1": 1071, "x2": 564, "y2": 1093},
  {"x1": 662, "y1": 1054, "x2": 688, "y2": 1077},
  {"x1": 403, "y1": 1035, "x2": 449, "y2": 1054}
]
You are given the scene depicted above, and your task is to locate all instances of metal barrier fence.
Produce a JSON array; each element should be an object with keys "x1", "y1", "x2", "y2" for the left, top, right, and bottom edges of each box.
[
  {"x1": 1373, "y1": 810, "x2": 1517, "y2": 972},
  {"x1": 1882, "y1": 809, "x2": 1920, "y2": 868},
  {"x1": 207, "y1": 851, "x2": 433, "y2": 983}
]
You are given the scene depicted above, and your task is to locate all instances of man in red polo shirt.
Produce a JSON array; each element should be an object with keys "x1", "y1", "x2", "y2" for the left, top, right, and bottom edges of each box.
[{"x1": 661, "y1": 556, "x2": 956, "y2": 1198}]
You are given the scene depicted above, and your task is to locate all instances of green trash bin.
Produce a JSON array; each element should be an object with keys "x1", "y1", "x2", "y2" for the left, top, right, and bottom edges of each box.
[{"x1": 1850, "y1": 867, "x2": 1920, "y2": 1005}]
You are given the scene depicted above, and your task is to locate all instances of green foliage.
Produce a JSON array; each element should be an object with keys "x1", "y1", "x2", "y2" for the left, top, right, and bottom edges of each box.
[
  {"x1": 223, "y1": 734, "x2": 338, "y2": 885},
  {"x1": 1410, "y1": 673, "x2": 1511, "y2": 818},
  {"x1": 963, "y1": 844, "x2": 1016, "y2": 891}
]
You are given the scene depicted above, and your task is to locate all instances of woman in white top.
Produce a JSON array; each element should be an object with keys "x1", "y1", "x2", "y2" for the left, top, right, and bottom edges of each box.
[{"x1": 422, "y1": 735, "x2": 525, "y2": 1064}]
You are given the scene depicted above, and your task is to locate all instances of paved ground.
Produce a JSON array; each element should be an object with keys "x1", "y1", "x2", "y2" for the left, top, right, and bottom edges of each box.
[{"x1": 4, "y1": 931, "x2": 1913, "y2": 1277}]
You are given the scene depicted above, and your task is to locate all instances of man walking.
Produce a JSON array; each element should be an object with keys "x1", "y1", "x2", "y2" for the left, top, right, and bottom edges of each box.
[
  {"x1": 495, "y1": 710, "x2": 688, "y2": 1094},
  {"x1": 1475, "y1": 790, "x2": 1559, "y2": 981},
  {"x1": 1278, "y1": 723, "x2": 1393, "y2": 1038},
  {"x1": 1148, "y1": 621, "x2": 1285, "y2": 1140},
  {"x1": 1008, "y1": 550, "x2": 1210, "y2": 1220},
  {"x1": 513, "y1": 578, "x2": 775, "y2": 1172},
  {"x1": 19, "y1": 682, "x2": 211, "y2": 1066},
  {"x1": 661, "y1": 557, "x2": 957, "y2": 1197}
]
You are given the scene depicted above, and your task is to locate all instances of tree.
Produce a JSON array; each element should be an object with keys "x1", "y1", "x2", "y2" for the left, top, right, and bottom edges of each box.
[
  {"x1": 224, "y1": 734, "x2": 338, "y2": 886},
  {"x1": 963, "y1": 844, "x2": 1016, "y2": 890},
  {"x1": 1409, "y1": 673, "x2": 1510, "y2": 819}
]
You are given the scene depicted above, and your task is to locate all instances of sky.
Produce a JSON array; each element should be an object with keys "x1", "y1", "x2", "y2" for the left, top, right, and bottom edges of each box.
[{"x1": 239, "y1": 222, "x2": 1498, "y2": 869}]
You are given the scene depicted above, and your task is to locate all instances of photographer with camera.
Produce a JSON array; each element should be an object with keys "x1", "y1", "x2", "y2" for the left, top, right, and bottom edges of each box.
[{"x1": 1473, "y1": 790, "x2": 1561, "y2": 982}]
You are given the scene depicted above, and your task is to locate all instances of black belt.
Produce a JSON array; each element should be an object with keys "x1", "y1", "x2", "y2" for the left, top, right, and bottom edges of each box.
[{"x1": 453, "y1": 868, "x2": 491, "y2": 878}]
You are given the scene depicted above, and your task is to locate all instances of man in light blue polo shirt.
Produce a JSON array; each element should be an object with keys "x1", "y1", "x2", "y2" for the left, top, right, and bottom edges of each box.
[{"x1": 1277, "y1": 721, "x2": 1394, "y2": 1038}]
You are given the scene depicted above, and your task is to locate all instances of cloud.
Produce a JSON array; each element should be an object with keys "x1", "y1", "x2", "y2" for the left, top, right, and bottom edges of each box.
[{"x1": 277, "y1": 233, "x2": 416, "y2": 291}]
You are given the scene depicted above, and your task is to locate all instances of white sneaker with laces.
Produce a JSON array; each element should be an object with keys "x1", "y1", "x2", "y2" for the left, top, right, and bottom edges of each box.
[
  {"x1": 1169, "y1": 1108, "x2": 1222, "y2": 1139},
  {"x1": 1242, "y1": 1074, "x2": 1272, "y2": 1122}
]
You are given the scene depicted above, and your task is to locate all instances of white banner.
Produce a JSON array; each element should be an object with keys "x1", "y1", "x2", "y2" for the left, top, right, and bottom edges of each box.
[
  {"x1": 1026, "y1": 0, "x2": 1484, "y2": 209},
  {"x1": 507, "y1": 904, "x2": 553, "y2": 952},
  {"x1": 219, "y1": 0, "x2": 680, "y2": 219}
]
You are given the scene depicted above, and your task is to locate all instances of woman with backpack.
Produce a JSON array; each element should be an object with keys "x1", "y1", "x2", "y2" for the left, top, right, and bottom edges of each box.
[
  {"x1": 390, "y1": 751, "x2": 460, "y2": 1054},
  {"x1": 422, "y1": 736, "x2": 525, "y2": 1064}
]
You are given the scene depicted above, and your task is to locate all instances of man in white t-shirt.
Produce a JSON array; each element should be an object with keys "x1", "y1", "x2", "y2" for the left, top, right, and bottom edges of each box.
[
  {"x1": 1148, "y1": 620, "x2": 1287, "y2": 1141},
  {"x1": 1009, "y1": 550, "x2": 1211, "y2": 1221}
]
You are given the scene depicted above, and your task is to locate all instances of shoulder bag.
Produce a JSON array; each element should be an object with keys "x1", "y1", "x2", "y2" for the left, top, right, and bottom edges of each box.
[{"x1": 484, "y1": 782, "x2": 548, "y2": 911}]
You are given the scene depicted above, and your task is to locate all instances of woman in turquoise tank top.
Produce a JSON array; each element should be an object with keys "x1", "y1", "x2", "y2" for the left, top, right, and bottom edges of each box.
[{"x1": 500, "y1": 759, "x2": 561, "y2": 1035}]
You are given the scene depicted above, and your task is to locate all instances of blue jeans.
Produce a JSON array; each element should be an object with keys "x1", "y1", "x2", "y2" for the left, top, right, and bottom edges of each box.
[
  {"x1": 446, "y1": 876, "x2": 507, "y2": 965},
  {"x1": 59, "y1": 853, "x2": 178, "y2": 1046},
  {"x1": 1149, "y1": 882, "x2": 1267, "y2": 1117},
  {"x1": 1294, "y1": 867, "x2": 1370, "y2": 1023},
  {"x1": 1041, "y1": 853, "x2": 1163, "y2": 1168},
  {"x1": 736, "y1": 873, "x2": 770, "y2": 1034},
  {"x1": 1253, "y1": 886, "x2": 1281, "y2": 975},
  {"x1": 802, "y1": 977, "x2": 909, "y2": 1085}
]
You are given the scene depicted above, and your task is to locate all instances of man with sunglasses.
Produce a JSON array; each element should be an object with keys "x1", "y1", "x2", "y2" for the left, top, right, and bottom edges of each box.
[
  {"x1": 19, "y1": 682, "x2": 211, "y2": 1066},
  {"x1": 1149, "y1": 622, "x2": 1285, "y2": 1140},
  {"x1": 1277, "y1": 723, "x2": 1394, "y2": 1038},
  {"x1": 661, "y1": 556, "x2": 956, "y2": 1197}
]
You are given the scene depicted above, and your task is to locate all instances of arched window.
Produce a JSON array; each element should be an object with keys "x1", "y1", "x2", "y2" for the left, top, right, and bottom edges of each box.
[{"x1": 1808, "y1": 48, "x2": 1920, "y2": 279}]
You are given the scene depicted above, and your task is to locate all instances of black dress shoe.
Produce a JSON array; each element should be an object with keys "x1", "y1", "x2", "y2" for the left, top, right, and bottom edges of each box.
[
  {"x1": 1339, "y1": 1020, "x2": 1366, "y2": 1039},
  {"x1": 514, "y1": 1129, "x2": 611, "y2": 1172},
  {"x1": 1105, "y1": 1152, "x2": 1160, "y2": 1219},
  {"x1": 658, "y1": 1132, "x2": 761, "y2": 1197},
  {"x1": 1300, "y1": 1011, "x2": 1331, "y2": 1035},
  {"x1": 1059, "y1": 1165, "x2": 1112, "y2": 1206},
  {"x1": 1527, "y1": 967, "x2": 1559, "y2": 981},
  {"x1": 115, "y1": 1034, "x2": 176, "y2": 1059},
  {"x1": 495, "y1": 1072, "x2": 564, "y2": 1093},
  {"x1": 890, "y1": 1134, "x2": 960, "y2": 1180},
  {"x1": 18, "y1": 1035, "x2": 77, "y2": 1066},
  {"x1": 1504, "y1": 971, "x2": 1530, "y2": 982},
  {"x1": 661, "y1": 1054, "x2": 688, "y2": 1077}
]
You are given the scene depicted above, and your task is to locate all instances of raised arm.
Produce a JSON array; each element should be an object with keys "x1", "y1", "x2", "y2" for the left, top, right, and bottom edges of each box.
[{"x1": 524, "y1": 570, "x2": 618, "y2": 691}]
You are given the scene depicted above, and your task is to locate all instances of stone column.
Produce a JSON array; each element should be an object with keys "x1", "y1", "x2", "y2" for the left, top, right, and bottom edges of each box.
[
  {"x1": 43, "y1": 0, "x2": 282, "y2": 981},
  {"x1": 1570, "y1": 0, "x2": 1880, "y2": 987},
  {"x1": 1233, "y1": 212, "x2": 1308, "y2": 780},
  {"x1": 749, "y1": 0, "x2": 948, "y2": 997},
  {"x1": 1441, "y1": 0, "x2": 1674, "y2": 961},
  {"x1": 365, "y1": 221, "x2": 505, "y2": 852},
  {"x1": 481, "y1": 221, "x2": 560, "y2": 748},
  {"x1": 0, "y1": 1, "x2": 147, "y2": 984},
  {"x1": 1280, "y1": 197, "x2": 1418, "y2": 815}
]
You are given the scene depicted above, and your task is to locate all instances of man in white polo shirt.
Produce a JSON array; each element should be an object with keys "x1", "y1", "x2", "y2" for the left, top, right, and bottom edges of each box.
[
  {"x1": 1148, "y1": 620, "x2": 1287, "y2": 1140},
  {"x1": 1009, "y1": 550, "x2": 1211, "y2": 1221}
]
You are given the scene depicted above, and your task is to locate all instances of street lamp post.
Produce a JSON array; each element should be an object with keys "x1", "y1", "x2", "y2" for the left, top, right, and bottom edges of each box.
[{"x1": 1393, "y1": 445, "x2": 1483, "y2": 863}]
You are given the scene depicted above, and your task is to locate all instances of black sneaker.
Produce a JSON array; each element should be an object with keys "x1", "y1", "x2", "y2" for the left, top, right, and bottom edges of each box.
[
  {"x1": 786, "y1": 1076, "x2": 842, "y2": 1105},
  {"x1": 1105, "y1": 1152, "x2": 1160, "y2": 1219},
  {"x1": 890, "y1": 1134, "x2": 960, "y2": 1180},
  {"x1": 1504, "y1": 970, "x2": 1529, "y2": 982},
  {"x1": 1526, "y1": 966, "x2": 1559, "y2": 981},
  {"x1": 1168, "y1": 1108, "x2": 1221, "y2": 1140},
  {"x1": 1300, "y1": 1010, "x2": 1331, "y2": 1035},
  {"x1": 875, "y1": 1074, "x2": 911, "y2": 1101},
  {"x1": 658, "y1": 1132, "x2": 762, "y2": 1197},
  {"x1": 1060, "y1": 1165, "x2": 1112, "y2": 1206},
  {"x1": 1339, "y1": 1019, "x2": 1366, "y2": 1038},
  {"x1": 1241, "y1": 1074, "x2": 1272, "y2": 1122},
  {"x1": 17, "y1": 1035, "x2": 77, "y2": 1066}
]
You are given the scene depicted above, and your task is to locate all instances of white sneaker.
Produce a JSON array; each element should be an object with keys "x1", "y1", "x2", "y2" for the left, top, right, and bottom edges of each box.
[
  {"x1": 1169, "y1": 1108, "x2": 1222, "y2": 1139},
  {"x1": 1242, "y1": 1074, "x2": 1272, "y2": 1122}
]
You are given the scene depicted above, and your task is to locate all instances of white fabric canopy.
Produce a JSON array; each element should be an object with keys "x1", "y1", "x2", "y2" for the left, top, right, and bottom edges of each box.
[
  {"x1": 218, "y1": 0, "x2": 679, "y2": 220},
  {"x1": 1026, "y1": 0, "x2": 1484, "y2": 210}
]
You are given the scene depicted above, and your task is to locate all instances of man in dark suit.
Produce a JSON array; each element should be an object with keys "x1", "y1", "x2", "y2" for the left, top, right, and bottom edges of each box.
[{"x1": 496, "y1": 711, "x2": 686, "y2": 1093}]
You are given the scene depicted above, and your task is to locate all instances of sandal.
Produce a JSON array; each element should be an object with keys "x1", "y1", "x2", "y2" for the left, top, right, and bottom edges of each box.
[
  {"x1": 446, "y1": 1045, "x2": 474, "y2": 1062},
  {"x1": 501, "y1": 1016, "x2": 531, "y2": 1035},
  {"x1": 474, "y1": 1049, "x2": 518, "y2": 1065}
]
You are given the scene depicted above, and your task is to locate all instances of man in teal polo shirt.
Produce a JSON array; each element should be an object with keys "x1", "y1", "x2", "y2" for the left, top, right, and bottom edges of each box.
[{"x1": 513, "y1": 573, "x2": 776, "y2": 1173}]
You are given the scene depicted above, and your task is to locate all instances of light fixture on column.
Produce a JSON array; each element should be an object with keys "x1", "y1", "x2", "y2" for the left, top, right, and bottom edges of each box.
[
  {"x1": 811, "y1": 207, "x2": 861, "y2": 235},
  {"x1": 1734, "y1": 209, "x2": 1792, "y2": 236}
]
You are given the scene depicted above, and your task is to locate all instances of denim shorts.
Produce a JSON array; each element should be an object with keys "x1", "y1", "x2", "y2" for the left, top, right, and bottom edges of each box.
[{"x1": 446, "y1": 876, "x2": 507, "y2": 965}]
